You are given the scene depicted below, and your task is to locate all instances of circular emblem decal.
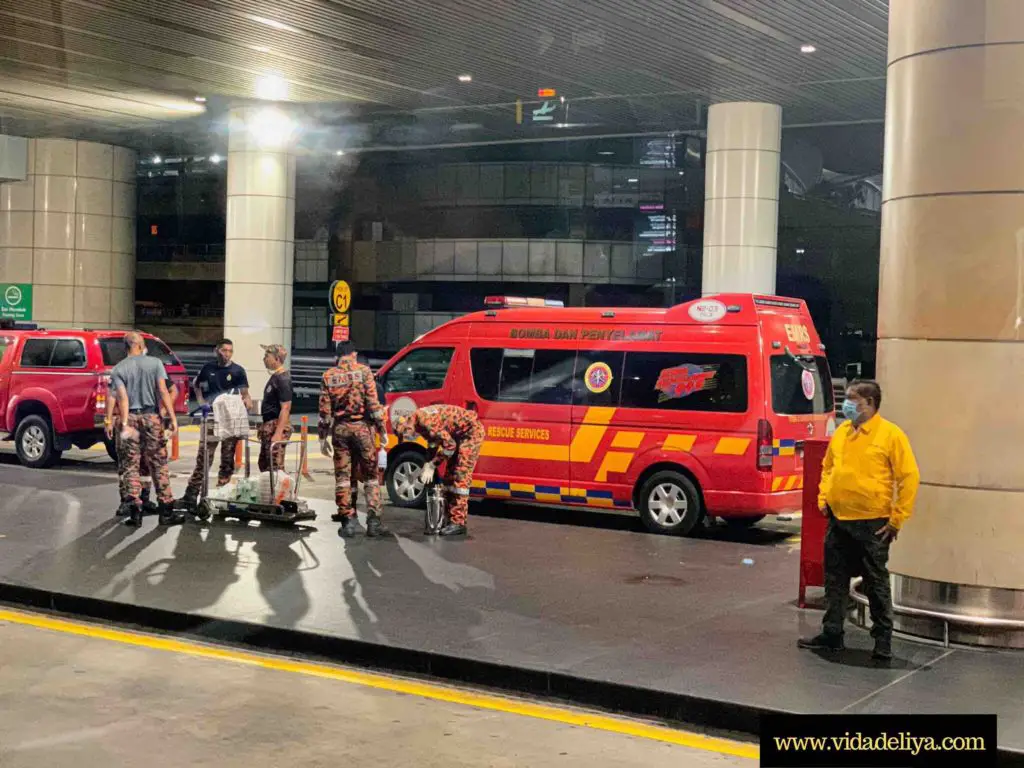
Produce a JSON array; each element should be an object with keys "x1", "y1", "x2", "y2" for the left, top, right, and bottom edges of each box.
[
  {"x1": 687, "y1": 299, "x2": 727, "y2": 323},
  {"x1": 226, "y1": 374, "x2": 232, "y2": 382},
  {"x1": 4, "y1": 285, "x2": 22, "y2": 306},
  {"x1": 389, "y1": 396, "x2": 418, "y2": 431},
  {"x1": 801, "y1": 368, "x2": 816, "y2": 400},
  {"x1": 584, "y1": 362, "x2": 613, "y2": 394}
]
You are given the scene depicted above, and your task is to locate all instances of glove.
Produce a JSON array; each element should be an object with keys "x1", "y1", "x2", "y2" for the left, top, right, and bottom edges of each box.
[
  {"x1": 419, "y1": 462, "x2": 435, "y2": 484},
  {"x1": 377, "y1": 448, "x2": 388, "y2": 471},
  {"x1": 320, "y1": 439, "x2": 333, "y2": 458}
]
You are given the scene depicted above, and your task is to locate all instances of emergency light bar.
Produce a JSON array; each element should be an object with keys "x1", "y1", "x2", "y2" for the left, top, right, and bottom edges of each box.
[{"x1": 484, "y1": 296, "x2": 565, "y2": 309}]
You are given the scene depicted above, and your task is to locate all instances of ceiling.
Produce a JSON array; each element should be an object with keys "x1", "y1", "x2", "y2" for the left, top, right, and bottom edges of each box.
[{"x1": 0, "y1": 0, "x2": 888, "y2": 170}]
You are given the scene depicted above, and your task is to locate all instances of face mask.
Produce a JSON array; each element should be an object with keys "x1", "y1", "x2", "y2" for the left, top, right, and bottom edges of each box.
[{"x1": 841, "y1": 399, "x2": 860, "y2": 422}]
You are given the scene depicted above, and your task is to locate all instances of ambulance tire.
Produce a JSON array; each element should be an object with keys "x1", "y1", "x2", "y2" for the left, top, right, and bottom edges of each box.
[
  {"x1": 386, "y1": 448, "x2": 428, "y2": 509},
  {"x1": 637, "y1": 471, "x2": 703, "y2": 536}
]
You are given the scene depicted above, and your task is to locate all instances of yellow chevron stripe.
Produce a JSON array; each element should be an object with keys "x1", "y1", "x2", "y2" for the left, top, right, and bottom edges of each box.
[
  {"x1": 714, "y1": 437, "x2": 750, "y2": 456},
  {"x1": 611, "y1": 431, "x2": 644, "y2": 449},
  {"x1": 479, "y1": 407, "x2": 615, "y2": 463},
  {"x1": 663, "y1": 434, "x2": 697, "y2": 453},
  {"x1": 772, "y1": 477, "x2": 784, "y2": 492},
  {"x1": 595, "y1": 451, "x2": 634, "y2": 482}
]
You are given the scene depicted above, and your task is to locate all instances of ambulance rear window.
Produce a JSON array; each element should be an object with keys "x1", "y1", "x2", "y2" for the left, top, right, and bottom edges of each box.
[{"x1": 771, "y1": 355, "x2": 833, "y2": 415}]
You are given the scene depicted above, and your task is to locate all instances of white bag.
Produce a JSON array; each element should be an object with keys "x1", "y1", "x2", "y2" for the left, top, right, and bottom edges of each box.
[
  {"x1": 258, "y1": 471, "x2": 295, "y2": 505},
  {"x1": 213, "y1": 393, "x2": 250, "y2": 440}
]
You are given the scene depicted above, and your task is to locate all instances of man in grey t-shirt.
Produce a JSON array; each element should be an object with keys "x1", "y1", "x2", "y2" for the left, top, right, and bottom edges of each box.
[{"x1": 107, "y1": 332, "x2": 181, "y2": 527}]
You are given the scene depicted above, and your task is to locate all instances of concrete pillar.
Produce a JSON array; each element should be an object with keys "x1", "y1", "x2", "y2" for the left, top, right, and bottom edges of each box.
[
  {"x1": 701, "y1": 102, "x2": 781, "y2": 296},
  {"x1": 223, "y1": 106, "x2": 296, "y2": 393},
  {"x1": 880, "y1": 0, "x2": 1024, "y2": 633},
  {"x1": 0, "y1": 139, "x2": 136, "y2": 327}
]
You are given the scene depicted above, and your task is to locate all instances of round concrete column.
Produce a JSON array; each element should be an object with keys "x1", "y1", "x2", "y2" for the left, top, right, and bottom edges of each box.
[
  {"x1": 701, "y1": 102, "x2": 781, "y2": 296},
  {"x1": 0, "y1": 139, "x2": 136, "y2": 327},
  {"x1": 223, "y1": 106, "x2": 296, "y2": 393},
  {"x1": 879, "y1": 0, "x2": 1024, "y2": 642}
]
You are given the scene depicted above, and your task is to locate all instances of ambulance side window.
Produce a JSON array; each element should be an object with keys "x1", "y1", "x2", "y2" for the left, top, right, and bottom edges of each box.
[
  {"x1": 621, "y1": 352, "x2": 748, "y2": 413},
  {"x1": 572, "y1": 350, "x2": 624, "y2": 407},
  {"x1": 469, "y1": 348, "x2": 575, "y2": 405},
  {"x1": 382, "y1": 347, "x2": 454, "y2": 393}
]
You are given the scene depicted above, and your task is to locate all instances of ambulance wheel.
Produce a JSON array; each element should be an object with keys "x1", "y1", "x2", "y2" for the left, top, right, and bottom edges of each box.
[
  {"x1": 386, "y1": 449, "x2": 427, "y2": 508},
  {"x1": 638, "y1": 471, "x2": 703, "y2": 536}
]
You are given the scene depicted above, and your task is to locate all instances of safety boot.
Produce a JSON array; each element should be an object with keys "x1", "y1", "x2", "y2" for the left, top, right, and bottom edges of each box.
[
  {"x1": 365, "y1": 515, "x2": 390, "y2": 538},
  {"x1": 124, "y1": 503, "x2": 144, "y2": 528},
  {"x1": 797, "y1": 633, "x2": 845, "y2": 652},
  {"x1": 872, "y1": 638, "x2": 893, "y2": 663},
  {"x1": 141, "y1": 487, "x2": 159, "y2": 515},
  {"x1": 115, "y1": 500, "x2": 132, "y2": 517},
  {"x1": 158, "y1": 501, "x2": 186, "y2": 526},
  {"x1": 439, "y1": 522, "x2": 467, "y2": 537},
  {"x1": 338, "y1": 514, "x2": 362, "y2": 538}
]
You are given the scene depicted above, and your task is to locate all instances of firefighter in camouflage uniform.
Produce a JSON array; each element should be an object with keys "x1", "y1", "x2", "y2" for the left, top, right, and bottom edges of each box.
[
  {"x1": 395, "y1": 404, "x2": 484, "y2": 537},
  {"x1": 319, "y1": 341, "x2": 388, "y2": 538}
]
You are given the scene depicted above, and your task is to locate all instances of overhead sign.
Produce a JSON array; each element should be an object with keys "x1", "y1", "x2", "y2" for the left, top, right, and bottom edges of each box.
[
  {"x1": 532, "y1": 101, "x2": 557, "y2": 122},
  {"x1": 332, "y1": 313, "x2": 350, "y2": 327},
  {"x1": 537, "y1": 88, "x2": 557, "y2": 98},
  {"x1": 332, "y1": 325, "x2": 350, "y2": 343},
  {"x1": 329, "y1": 280, "x2": 351, "y2": 314},
  {"x1": 0, "y1": 283, "x2": 32, "y2": 321}
]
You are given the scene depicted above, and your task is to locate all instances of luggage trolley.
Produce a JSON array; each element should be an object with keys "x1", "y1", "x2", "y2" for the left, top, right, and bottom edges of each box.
[{"x1": 193, "y1": 406, "x2": 316, "y2": 525}]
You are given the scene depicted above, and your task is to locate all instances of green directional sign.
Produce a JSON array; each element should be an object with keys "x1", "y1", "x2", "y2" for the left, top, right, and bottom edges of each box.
[{"x1": 0, "y1": 283, "x2": 32, "y2": 321}]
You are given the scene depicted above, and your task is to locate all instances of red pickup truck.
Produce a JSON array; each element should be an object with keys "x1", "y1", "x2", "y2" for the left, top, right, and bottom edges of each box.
[{"x1": 0, "y1": 326, "x2": 189, "y2": 468}]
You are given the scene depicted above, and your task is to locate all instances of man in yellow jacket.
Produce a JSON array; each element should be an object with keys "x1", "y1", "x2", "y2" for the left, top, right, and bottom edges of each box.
[{"x1": 799, "y1": 379, "x2": 920, "y2": 662}]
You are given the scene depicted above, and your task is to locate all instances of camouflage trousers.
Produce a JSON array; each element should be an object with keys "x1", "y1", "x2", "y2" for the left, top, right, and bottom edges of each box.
[
  {"x1": 822, "y1": 516, "x2": 894, "y2": 642},
  {"x1": 116, "y1": 425, "x2": 151, "y2": 502},
  {"x1": 350, "y1": 429, "x2": 382, "y2": 510},
  {"x1": 258, "y1": 419, "x2": 293, "y2": 474},
  {"x1": 332, "y1": 421, "x2": 381, "y2": 520},
  {"x1": 120, "y1": 414, "x2": 174, "y2": 506},
  {"x1": 441, "y1": 422, "x2": 485, "y2": 525},
  {"x1": 185, "y1": 436, "x2": 240, "y2": 498}
]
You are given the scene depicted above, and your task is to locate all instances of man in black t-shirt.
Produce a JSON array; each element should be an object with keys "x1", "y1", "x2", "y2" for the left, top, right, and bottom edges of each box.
[
  {"x1": 258, "y1": 344, "x2": 293, "y2": 473},
  {"x1": 182, "y1": 338, "x2": 252, "y2": 505}
]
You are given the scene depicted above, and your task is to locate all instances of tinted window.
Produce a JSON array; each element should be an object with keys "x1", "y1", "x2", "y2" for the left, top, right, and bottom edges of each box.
[
  {"x1": 100, "y1": 337, "x2": 179, "y2": 367},
  {"x1": 383, "y1": 347, "x2": 454, "y2": 393},
  {"x1": 771, "y1": 355, "x2": 834, "y2": 415},
  {"x1": 20, "y1": 339, "x2": 56, "y2": 367},
  {"x1": 621, "y1": 353, "x2": 748, "y2": 413},
  {"x1": 572, "y1": 350, "x2": 624, "y2": 407},
  {"x1": 50, "y1": 339, "x2": 87, "y2": 368},
  {"x1": 470, "y1": 348, "x2": 575, "y2": 404}
]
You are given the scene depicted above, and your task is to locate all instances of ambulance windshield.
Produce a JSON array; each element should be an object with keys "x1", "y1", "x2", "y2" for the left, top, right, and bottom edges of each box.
[{"x1": 770, "y1": 354, "x2": 833, "y2": 415}]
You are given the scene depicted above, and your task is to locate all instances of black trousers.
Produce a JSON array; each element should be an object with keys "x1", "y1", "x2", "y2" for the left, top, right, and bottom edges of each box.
[{"x1": 822, "y1": 516, "x2": 893, "y2": 641}]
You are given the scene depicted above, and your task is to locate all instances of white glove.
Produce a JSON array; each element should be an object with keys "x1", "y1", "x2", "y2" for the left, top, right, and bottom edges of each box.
[
  {"x1": 320, "y1": 439, "x2": 333, "y2": 458},
  {"x1": 419, "y1": 462, "x2": 435, "y2": 484},
  {"x1": 377, "y1": 448, "x2": 388, "y2": 471}
]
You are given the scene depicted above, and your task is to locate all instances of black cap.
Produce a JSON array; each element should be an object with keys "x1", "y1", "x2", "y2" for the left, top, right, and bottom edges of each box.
[{"x1": 335, "y1": 341, "x2": 356, "y2": 358}]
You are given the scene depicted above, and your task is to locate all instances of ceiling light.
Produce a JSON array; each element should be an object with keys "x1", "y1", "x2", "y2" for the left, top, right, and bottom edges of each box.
[
  {"x1": 678, "y1": 170, "x2": 685, "y2": 175},
  {"x1": 335, "y1": 150, "x2": 344, "y2": 156},
  {"x1": 248, "y1": 107, "x2": 295, "y2": 148},
  {"x1": 249, "y1": 44, "x2": 272, "y2": 53},
  {"x1": 627, "y1": 177, "x2": 638, "y2": 183},
  {"x1": 152, "y1": 155, "x2": 162, "y2": 164},
  {"x1": 800, "y1": 44, "x2": 816, "y2": 53},
  {"x1": 796, "y1": 247, "x2": 806, "y2": 254},
  {"x1": 458, "y1": 74, "x2": 473, "y2": 83},
  {"x1": 249, "y1": 15, "x2": 300, "y2": 33},
  {"x1": 210, "y1": 154, "x2": 222, "y2": 164},
  {"x1": 194, "y1": 95, "x2": 207, "y2": 103},
  {"x1": 598, "y1": 151, "x2": 614, "y2": 156},
  {"x1": 256, "y1": 73, "x2": 288, "y2": 101}
]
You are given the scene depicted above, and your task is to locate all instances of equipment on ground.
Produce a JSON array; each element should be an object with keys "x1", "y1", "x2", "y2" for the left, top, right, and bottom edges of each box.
[
  {"x1": 193, "y1": 407, "x2": 315, "y2": 525},
  {"x1": 424, "y1": 483, "x2": 447, "y2": 535}
]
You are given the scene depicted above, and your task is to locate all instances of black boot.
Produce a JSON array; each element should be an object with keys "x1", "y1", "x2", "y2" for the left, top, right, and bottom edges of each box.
[
  {"x1": 116, "y1": 500, "x2": 132, "y2": 517},
  {"x1": 797, "y1": 633, "x2": 844, "y2": 651},
  {"x1": 439, "y1": 522, "x2": 467, "y2": 537},
  {"x1": 331, "y1": 512, "x2": 346, "y2": 523},
  {"x1": 366, "y1": 516, "x2": 390, "y2": 538},
  {"x1": 158, "y1": 501, "x2": 186, "y2": 526},
  {"x1": 338, "y1": 514, "x2": 361, "y2": 538},
  {"x1": 124, "y1": 503, "x2": 143, "y2": 528},
  {"x1": 140, "y1": 487, "x2": 159, "y2": 515},
  {"x1": 872, "y1": 637, "x2": 893, "y2": 662}
]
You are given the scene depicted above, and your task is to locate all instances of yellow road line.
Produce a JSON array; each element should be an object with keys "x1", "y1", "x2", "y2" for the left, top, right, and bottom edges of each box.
[{"x1": 0, "y1": 607, "x2": 756, "y2": 759}]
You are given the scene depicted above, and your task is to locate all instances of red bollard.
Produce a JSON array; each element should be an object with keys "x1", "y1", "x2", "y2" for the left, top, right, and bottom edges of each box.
[
  {"x1": 171, "y1": 430, "x2": 180, "y2": 461},
  {"x1": 235, "y1": 439, "x2": 243, "y2": 469},
  {"x1": 798, "y1": 439, "x2": 830, "y2": 608},
  {"x1": 300, "y1": 415, "x2": 313, "y2": 481}
]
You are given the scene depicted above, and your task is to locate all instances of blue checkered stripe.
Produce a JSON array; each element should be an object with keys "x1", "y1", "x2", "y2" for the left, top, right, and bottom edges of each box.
[{"x1": 470, "y1": 480, "x2": 632, "y2": 508}]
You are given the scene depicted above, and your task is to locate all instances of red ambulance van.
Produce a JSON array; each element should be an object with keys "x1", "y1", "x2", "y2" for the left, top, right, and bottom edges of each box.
[{"x1": 378, "y1": 293, "x2": 834, "y2": 536}]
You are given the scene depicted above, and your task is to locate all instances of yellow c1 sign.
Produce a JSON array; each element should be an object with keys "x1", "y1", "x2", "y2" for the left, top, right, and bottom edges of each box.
[
  {"x1": 332, "y1": 313, "x2": 350, "y2": 327},
  {"x1": 330, "y1": 280, "x2": 351, "y2": 314}
]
